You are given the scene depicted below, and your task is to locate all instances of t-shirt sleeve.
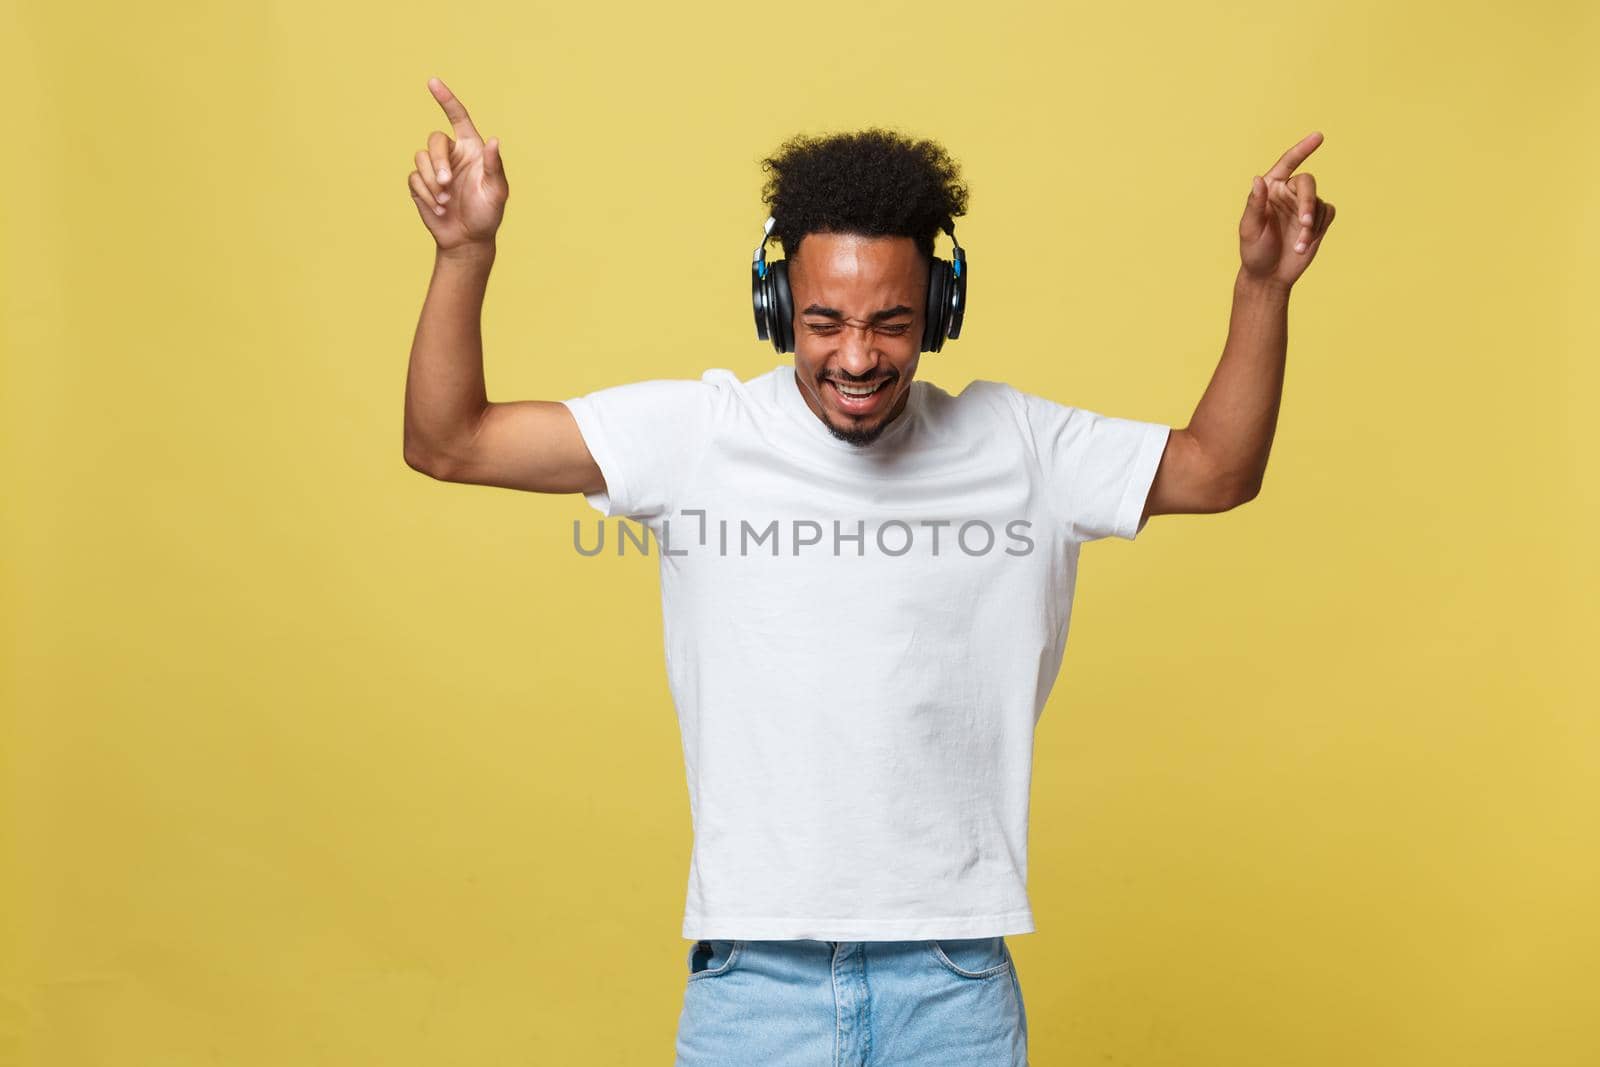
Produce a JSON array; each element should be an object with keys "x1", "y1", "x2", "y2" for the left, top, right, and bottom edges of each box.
[
  {"x1": 559, "y1": 370, "x2": 730, "y2": 521},
  {"x1": 1011, "y1": 387, "x2": 1173, "y2": 543}
]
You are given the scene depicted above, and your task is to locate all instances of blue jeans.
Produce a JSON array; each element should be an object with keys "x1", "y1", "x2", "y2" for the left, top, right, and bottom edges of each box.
[{"x1": 675, "y1": 937, "x2": 1029, "y2": 1066}]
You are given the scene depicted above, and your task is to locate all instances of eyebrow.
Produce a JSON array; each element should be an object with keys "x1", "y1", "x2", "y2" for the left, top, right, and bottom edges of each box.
[{"x1": 801, "y1": 303, "x2": 914, "y2": 322}]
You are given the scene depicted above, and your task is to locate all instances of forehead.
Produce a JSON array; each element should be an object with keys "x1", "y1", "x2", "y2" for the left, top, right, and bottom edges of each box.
[{"x1": 790, "y1": 232, "x2": 924, "y2": 301}]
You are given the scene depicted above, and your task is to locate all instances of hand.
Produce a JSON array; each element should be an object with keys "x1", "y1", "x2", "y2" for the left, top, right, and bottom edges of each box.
[
  {"x1": 1239, "y1": 131, "x2": 1336, "y2": 291},
  {"x1": 408, "y1": 77, "x2": 508, "y2": 253}
]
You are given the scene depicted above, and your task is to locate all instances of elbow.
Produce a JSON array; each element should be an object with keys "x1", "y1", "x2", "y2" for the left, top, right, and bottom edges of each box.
[
  {"x1": 1227, "y1": 476, "x2": 1263, "y2": 509},
  {"x1": 403, "y1": 437, "x2": 454, "y2": 481},
  {"x1": 404, "y1": 407, "x2": 487, "y2": 483},
  {"x1": 1210, "y1": 455, "x2": 1264, "y2": 511}
]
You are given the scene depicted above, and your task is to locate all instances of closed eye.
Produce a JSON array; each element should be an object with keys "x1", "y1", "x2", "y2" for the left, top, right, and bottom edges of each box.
[{"x1": 806, "y1": 323, "x2": 912, "y2": 334}]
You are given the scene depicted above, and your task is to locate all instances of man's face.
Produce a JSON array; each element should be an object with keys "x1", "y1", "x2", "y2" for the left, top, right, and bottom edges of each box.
[{"x1": 787, "y1": 231, "x2": 927, "y2": 447}]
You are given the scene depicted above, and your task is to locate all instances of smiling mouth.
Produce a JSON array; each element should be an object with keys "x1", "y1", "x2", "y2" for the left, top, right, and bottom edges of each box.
[
  {"x1": 820, "y1": 375, "x2": 897, "y2": 419},
  {"x1": 828, "y1": 377, "x2": 891, "y2": 399}
]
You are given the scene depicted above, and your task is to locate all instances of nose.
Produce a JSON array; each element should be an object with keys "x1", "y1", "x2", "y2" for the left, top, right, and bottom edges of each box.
[{"x1": 835, "y1": 323, "x2": 881, "y2": 378}]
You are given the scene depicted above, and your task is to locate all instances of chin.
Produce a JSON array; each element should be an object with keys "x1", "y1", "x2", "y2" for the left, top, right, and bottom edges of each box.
[{"x1": 825, "y1": 413, "x2": 890, "y2": 447}]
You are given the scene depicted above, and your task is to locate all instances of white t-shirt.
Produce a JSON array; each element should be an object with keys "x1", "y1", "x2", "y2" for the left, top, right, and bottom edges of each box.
[{"x1": 561, "y1": 363, "x2": 1171, "y2": 941}]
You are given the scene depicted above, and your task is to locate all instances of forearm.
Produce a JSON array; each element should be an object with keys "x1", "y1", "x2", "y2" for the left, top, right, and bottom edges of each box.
[
  {"x1": 403, "y1": 241, "x2": 497, "y2": 465},
  {"x1": 1187, "y1": 268, "x2": 1291, "y2": 500}
]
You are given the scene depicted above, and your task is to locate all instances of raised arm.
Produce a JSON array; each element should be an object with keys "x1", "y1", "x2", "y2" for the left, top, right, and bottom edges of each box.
[
  {"x1": 401, "y1": 76, "x2": 603, "y2": 495},
  {"x1": 1143, "y1": 131, "x2": 1337, "y2": 524}
]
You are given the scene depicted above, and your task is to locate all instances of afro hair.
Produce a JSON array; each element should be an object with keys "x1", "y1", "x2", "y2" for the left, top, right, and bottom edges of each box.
[{"x1": 758, "y1": 126, "x2": 970, "y2": 265}]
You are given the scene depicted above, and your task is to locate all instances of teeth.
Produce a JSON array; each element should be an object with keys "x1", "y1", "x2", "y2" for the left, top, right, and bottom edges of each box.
[{"x1": 833, "y1": 380, "x2": 885, "y2": 398}]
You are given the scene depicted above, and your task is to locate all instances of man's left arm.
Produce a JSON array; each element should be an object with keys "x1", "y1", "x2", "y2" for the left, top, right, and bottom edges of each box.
[{"x1": 1143, "y1": 131, "x2": 1338, "y2": 525}]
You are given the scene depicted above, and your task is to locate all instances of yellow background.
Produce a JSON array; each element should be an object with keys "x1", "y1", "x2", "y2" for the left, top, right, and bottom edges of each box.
[{"x1": 4, "y1": 0, "x2": 1597, "y2": 1063}]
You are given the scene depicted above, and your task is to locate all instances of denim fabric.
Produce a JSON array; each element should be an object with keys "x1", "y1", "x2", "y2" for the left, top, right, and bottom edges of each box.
[{"x1": 675, "y1": 937, "x2": 1029, "y2": 1066}]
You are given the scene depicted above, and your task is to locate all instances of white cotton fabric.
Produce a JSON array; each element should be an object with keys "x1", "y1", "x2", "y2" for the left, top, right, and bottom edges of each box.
[{"x1": 560, "y1": 363, "x2": 1171, "y2": 941}]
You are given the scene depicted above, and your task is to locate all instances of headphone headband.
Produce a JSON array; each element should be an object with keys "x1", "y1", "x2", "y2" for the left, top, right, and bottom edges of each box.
[{"x1": 752, "y1": 215, "x2": 777, "y2": 280}]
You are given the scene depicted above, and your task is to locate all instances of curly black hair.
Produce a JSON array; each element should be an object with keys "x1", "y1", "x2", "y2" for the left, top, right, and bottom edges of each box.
[{"x1": 758, "y1": 126, "x2": 970, "y2": 264}]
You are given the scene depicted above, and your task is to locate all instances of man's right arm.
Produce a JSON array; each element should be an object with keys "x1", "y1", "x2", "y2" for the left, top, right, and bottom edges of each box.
[
  {"x1": 400, "y1": 76, "x2": 604, "y2": 497},
  {"x1": 401, "y1": 239, "x2": 604, "y2": 495}
]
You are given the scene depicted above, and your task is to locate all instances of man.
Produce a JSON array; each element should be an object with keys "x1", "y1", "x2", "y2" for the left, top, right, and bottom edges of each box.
[{"x1": 403, "y1": 75, "x2": 1334, "y2": 1066}]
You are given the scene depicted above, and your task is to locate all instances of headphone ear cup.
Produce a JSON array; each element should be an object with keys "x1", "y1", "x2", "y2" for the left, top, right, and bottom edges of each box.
[
  {"x1": 771, "y1": 258, "x2": 795, "y2": 354},
  {"x1": 753, "y1": 260, "x2": 773, "y2": 345},
  {"x1": 922, "y1": 258, "x2": 951, "y2": 353},
  {"x1": 946, "y1": 253, "x2": 966, "y2": 340},
  {"x1": 753, "y1": 257, "x2": 791, "y2": 351}
]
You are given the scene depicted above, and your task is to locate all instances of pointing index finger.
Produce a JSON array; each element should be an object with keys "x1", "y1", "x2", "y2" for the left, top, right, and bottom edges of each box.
[
  {"x1": 427, "y1": 76, "x2": 483, "y2": 142},
  {"x1": 1265, "y1": 130, "x2": 1324, "y2": 182}
]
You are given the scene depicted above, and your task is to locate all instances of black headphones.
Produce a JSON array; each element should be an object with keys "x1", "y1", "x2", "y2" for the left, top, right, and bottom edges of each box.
[{"x1": 751, "y1": 215, "x2": 967, "y2": 354}]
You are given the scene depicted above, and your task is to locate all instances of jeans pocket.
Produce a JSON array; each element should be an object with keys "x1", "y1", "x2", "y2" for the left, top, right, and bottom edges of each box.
[
  {"x1": 927, "y1": 936, "x2": 1013, "y2": 979},
  {"x1": 685, "y1": 939, "x2": 745, "y2": 981}
]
